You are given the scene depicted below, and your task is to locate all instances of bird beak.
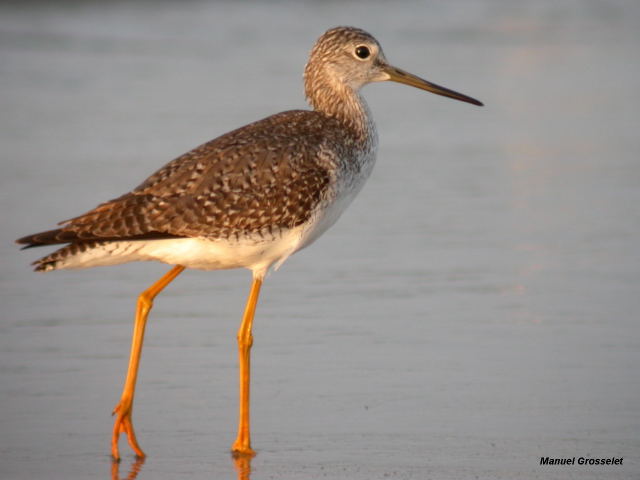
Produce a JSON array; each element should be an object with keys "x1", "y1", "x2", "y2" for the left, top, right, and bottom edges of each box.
[{"x1": 383, "y1": 65, "x2": 483, "y2": 106}]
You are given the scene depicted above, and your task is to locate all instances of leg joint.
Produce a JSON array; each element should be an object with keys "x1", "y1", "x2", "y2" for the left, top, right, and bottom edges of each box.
[
  {"x1": 236, "y1": 331, "x2": 253, "y2": 348},
  {"x1": 137, "y1": 291, "x2": 153, "y2": 313}
]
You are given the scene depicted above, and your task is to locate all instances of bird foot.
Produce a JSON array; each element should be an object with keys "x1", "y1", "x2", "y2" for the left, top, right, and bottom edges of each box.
[
  {"x1": 231, "y1": 438, "x2": 256, "y2": 458},
  {"x1": 111, "y1": 400, "x2": 145, "y2": 462}
]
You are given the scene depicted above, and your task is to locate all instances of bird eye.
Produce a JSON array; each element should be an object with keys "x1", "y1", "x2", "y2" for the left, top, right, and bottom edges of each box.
[{"x1": 355, "y1": 45, "x2": 370, "y2": 59}]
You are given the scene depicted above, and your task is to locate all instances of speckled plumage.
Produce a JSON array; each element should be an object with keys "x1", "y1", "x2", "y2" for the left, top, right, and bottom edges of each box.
[
  {"x1": 17, "y1": 26, "x2": 482, "y2": 276},
  {"x1": 18, "y1": 27, "x2": 381, "y2": 276},
  {"x1": 27, "y1": 111, "x2": 365, "y2": 243}
]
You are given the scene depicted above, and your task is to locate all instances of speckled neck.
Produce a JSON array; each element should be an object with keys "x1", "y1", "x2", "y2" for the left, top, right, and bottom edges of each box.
[{"x1": 303, "y1": 61, "x2": 374, "y2": 145}]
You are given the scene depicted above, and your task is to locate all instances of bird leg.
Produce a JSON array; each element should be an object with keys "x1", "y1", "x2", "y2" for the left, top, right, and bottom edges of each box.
[
  {"x1": 111, "y1": 265, "x2": 185, "y2": 461},
  {"x1": 231, "y1": 275, "x2": 263, "y2": 457}
]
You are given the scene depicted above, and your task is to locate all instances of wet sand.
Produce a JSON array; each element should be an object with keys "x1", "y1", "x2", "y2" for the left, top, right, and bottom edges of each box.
[{"x1": 1, "y1": 1, "x2": 638, "y2": 479}]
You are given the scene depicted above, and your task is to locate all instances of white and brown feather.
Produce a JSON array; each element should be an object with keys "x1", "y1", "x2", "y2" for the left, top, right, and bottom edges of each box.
[{"x1": 17, "y1": 27, "x2": 380, "y2": 274}]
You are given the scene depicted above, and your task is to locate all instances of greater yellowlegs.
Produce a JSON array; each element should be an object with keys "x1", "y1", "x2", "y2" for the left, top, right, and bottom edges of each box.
[{"x1": 17, "y1": 26, "x2": 482, "y2": 460}]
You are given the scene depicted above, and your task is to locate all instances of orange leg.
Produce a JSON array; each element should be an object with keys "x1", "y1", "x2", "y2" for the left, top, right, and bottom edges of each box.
[
  {"x1": 111, "y1": 265, "x2": 185, "y2": 461},
  {"x1": 231, "y1": 276, "x2": 263, "y2": 457}
]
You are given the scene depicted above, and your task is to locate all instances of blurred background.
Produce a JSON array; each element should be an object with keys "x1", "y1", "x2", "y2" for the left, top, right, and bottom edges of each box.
[{"x1": 1, "y1": 1, "x2": 638, "y2": 479}]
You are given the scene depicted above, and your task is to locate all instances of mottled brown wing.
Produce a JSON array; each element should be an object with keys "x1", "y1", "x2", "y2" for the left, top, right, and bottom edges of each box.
[{"x1": 18, "y1": 110, "x2": 340, "y2": 247}]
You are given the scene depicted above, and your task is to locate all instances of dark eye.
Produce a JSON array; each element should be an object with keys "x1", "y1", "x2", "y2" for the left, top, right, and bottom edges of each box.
[{"x1": 355, "y1": 45, "x2": 370, "y2": 59}]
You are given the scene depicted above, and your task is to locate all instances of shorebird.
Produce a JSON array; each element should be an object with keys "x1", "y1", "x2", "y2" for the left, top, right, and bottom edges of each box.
[{"x1": 17, "y1": 26, "x2": 482, "y2": 460}]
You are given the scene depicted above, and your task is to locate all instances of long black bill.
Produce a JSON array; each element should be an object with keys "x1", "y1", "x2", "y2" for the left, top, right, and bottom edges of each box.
[{"x1": 384, "y1": 65, "x2": 483, "y2": 107}]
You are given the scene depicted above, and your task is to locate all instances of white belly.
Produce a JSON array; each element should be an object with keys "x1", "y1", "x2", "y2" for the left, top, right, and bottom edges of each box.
[{"x1": 54, "y1": 226, "x2": 307, "y2": 278}]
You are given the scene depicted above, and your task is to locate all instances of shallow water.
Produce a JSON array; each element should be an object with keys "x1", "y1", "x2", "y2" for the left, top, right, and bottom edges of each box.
[{"x1": 1, "y1": 1, "x2": 639, "y2": 479}]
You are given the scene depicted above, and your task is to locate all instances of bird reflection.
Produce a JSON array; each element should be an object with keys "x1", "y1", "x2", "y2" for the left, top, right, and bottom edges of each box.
[
  {"x1": 111, "y1": 457, "x2": 144, "y2": 480},
  {"x1": 232, "y1": 453, "x2": 253, "y2": 480},
  {"x1": 110, "y1": 454, "x2": 253, "y2": 480}
]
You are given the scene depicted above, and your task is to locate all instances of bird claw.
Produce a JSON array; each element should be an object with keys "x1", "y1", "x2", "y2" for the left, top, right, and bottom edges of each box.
[{"x1": 111, "y1": 400, "x2": 145, "y2": 461}]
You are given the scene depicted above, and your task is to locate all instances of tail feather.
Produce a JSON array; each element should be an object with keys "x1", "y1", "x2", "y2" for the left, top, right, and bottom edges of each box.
[
  {"x1": 17, "y1": 229, "x2": 183, "y2": 272},
  {"x1": 30, "y1": 242, "x2": 98, "y2": 272},
  {"x1": 16, "y1": 228, "x2": 75, "y2": 249},
  {"x1": 16, "y1": 229, "x2": 181, "y2": 249}
]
